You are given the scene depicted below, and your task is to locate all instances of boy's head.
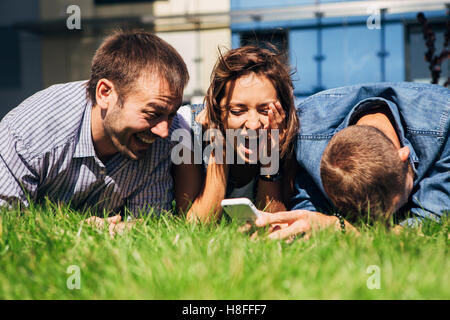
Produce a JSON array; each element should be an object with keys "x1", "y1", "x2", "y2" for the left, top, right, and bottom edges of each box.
[{"x1": 320, "y1": 125, "x2": 414, "y2": 223}]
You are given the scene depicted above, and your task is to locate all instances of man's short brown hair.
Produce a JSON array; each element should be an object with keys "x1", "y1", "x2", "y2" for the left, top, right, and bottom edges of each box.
[
  {"x1": 87, "y1": 30, "x2": 189, "y2": 105},
  {"x1": 320, "y1": 125, "x2": 409, "y2": 222}
]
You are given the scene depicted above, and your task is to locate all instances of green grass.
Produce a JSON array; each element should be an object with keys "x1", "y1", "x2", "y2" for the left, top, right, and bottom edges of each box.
[{"x1": 0, "y1": 201, "x2": 448, "y2": 300}]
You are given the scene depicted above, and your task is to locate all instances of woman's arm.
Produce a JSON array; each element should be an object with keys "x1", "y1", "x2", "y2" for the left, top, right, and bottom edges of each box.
[
  {"x1": 255, "y1": 102, "x2": 288, "y2": 213},
  {"x1": 186, "y1": 154, "x2": 229, "y2": 223}
]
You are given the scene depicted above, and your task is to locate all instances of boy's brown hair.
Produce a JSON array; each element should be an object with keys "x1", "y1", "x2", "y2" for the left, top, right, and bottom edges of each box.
[
  {"x1": 87, "y1": 30, "x2": 189, "y2": 106},
  {"x1": 320, "y1": 125, "x2": 409, "y2": 222}
]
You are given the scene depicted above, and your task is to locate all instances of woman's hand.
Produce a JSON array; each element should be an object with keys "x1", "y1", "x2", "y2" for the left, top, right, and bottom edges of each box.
[
  {"x1": 265, "y1": 101, "x2": 287, "y2": 145},
  {"x1": 259, "y1": 102, "x2": 286, "y2": 167},
  {"x1": 258, "y1": 102, "x2": 286, "y2": 175}
]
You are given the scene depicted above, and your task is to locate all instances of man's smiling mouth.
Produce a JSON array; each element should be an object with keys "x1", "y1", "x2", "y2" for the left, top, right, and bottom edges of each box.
[{"x1": 135, "y1": 132, "x2": 157, "y2": 144}]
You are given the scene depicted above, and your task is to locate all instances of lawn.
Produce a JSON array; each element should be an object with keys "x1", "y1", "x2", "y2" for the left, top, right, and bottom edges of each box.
[{"x1": 0, "y1": 200, "x2": 448, "y2": 300}]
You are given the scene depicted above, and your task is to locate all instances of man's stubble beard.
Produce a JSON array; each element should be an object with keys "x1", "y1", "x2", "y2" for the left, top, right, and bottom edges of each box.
[{"x1": 103, "y1": 104, "x2": 142, "y2": 161}]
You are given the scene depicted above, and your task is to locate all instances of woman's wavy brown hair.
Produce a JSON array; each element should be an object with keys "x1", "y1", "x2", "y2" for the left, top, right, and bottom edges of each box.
[{"x1": 203, "y1": 45, "x2": 299, "y2": 160}]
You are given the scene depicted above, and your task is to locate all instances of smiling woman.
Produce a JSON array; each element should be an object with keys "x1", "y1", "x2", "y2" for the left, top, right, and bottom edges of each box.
[
  {"x1": 185, "y1": 46, "x2": 300, "y2": 223},
  {"x1": 223, "y1": 73, "x2": 280, "y2": 166}
]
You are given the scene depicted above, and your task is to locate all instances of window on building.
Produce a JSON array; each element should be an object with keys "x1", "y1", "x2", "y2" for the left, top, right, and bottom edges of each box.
[
  {"x1": 240, "y1": 29, "x2": 289, "y2": 58},
  {"x1": 290, "y1": 22, "x2": 404, "y2": 97},
  {"x1": 0, "y1": 27, "x2": 21, "y2": 88}
]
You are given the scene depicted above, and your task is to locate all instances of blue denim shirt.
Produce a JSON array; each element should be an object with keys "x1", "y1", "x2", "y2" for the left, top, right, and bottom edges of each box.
[{"x1": 291, "y1": 82, "x2": 450, "y2": 224}]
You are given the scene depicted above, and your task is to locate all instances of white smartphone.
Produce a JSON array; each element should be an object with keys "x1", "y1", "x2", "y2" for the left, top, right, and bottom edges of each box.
[{"x1": 221, "y1": 198, "x2": 261, "y2": 223}]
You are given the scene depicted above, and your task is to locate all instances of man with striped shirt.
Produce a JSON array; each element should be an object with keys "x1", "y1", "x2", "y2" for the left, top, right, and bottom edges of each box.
[{"x1": 0, "y1": 31, "x2": 201, "y2": 224}]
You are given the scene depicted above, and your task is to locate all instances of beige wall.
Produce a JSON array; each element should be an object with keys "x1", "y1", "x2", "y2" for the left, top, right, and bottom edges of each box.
[
  {"x1": 40, "y1": 0, "x2": 154, "y2": 19},
  {"x1": 154, "y1": 0, "x2": 229, "y2": 15},
  {"x1": 199, "y1": 29, "x2": 231, "y2": 92},
  {"x1": 39, "y1": 0, "x2": 155, "y2": 87},
  {"x1": 154, "y1": 0, "x2": 230, "y2": 100},
  {"x1": 38, "y1": 0, "x2": 231, "y2": 102}
]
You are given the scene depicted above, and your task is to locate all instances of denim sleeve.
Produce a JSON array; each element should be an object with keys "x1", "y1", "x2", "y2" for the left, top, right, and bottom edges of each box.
[
  {"x1": 290, "y1": 165, "x2": 332, "y2": 213},
  {"x1": 406, "y1": 133, "x2": 450, "y2": 224}
]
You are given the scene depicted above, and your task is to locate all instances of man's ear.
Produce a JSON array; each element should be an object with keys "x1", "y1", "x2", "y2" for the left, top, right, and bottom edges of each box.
[
  {"x1": 95, "y1": 79, "x2": 118, "y2": 110},
  {"x1": 398, "y1": 146, "x2": 410, "y2": 162}
]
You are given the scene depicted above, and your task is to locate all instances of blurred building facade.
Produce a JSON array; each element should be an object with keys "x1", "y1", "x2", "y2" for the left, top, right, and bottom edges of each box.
[
  {"x1": 153, "y1": 0, "x2": 230, "y2": 103},
  {"x1": 0, "y1": 0, "x2": 230, "y2": 118},
  {"x1": 1, "y1": 0, "x2": 448, "y2": 118},
  {"x1": 230, "y1": 0, "x2": 450, "y2": 97}
]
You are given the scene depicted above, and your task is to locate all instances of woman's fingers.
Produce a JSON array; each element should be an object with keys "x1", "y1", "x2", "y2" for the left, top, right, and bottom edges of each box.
[
  {"x1": 268, "y1": 104, "x2": 276, "y2": 129},
  {"x1": 268, "y1": 106, "x2": 275, "y2": 129},
  {"x1": 274, "y1": 101, "x2": 284, "y2": 116},
  {"x1": 269, "y1": 102, "x2": 285, "y2": 128},
  {"x1": 265, "y1": 102, "x2": 285, "y2": 131}
]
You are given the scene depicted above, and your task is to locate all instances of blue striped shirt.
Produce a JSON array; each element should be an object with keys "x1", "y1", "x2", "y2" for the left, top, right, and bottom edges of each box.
[{"x1": 0, "y1": 80, "x2": 189, "y2": 215}]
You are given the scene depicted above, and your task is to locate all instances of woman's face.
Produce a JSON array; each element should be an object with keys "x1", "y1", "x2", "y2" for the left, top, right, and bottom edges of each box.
[{"x1": 220, "y1": 73, "x2": 278, "y2": 163}]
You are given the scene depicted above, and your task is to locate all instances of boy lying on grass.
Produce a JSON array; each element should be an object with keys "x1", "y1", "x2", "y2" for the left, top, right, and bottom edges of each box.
[{"x1": 254, "y1": 82, "x2": 449, "y2": 240}]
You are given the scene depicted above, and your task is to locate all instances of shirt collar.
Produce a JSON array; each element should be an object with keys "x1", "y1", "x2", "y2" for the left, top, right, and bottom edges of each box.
[
  {"x1": 340, "y1": 97, "x2": 419, "y2": 173},
  {"x1": 74, "y1": 100, "x2": 96, "y2": 159}
]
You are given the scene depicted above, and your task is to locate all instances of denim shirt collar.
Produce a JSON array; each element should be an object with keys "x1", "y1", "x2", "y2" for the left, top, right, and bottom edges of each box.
[{"x1": 340, "y1": 97, "x2": 419, "y2": 176}]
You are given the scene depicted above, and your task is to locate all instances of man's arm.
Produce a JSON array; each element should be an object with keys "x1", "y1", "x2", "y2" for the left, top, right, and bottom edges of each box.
[
  {"x1": 405, "y1": 133, "x2": 450, "y2": 225},
  {"x1": 290, "y1": 164, "x2": 331, "y2": 212},
  {"x1": 0, "y1": 122, "x2": 39, "y2": 208}
]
